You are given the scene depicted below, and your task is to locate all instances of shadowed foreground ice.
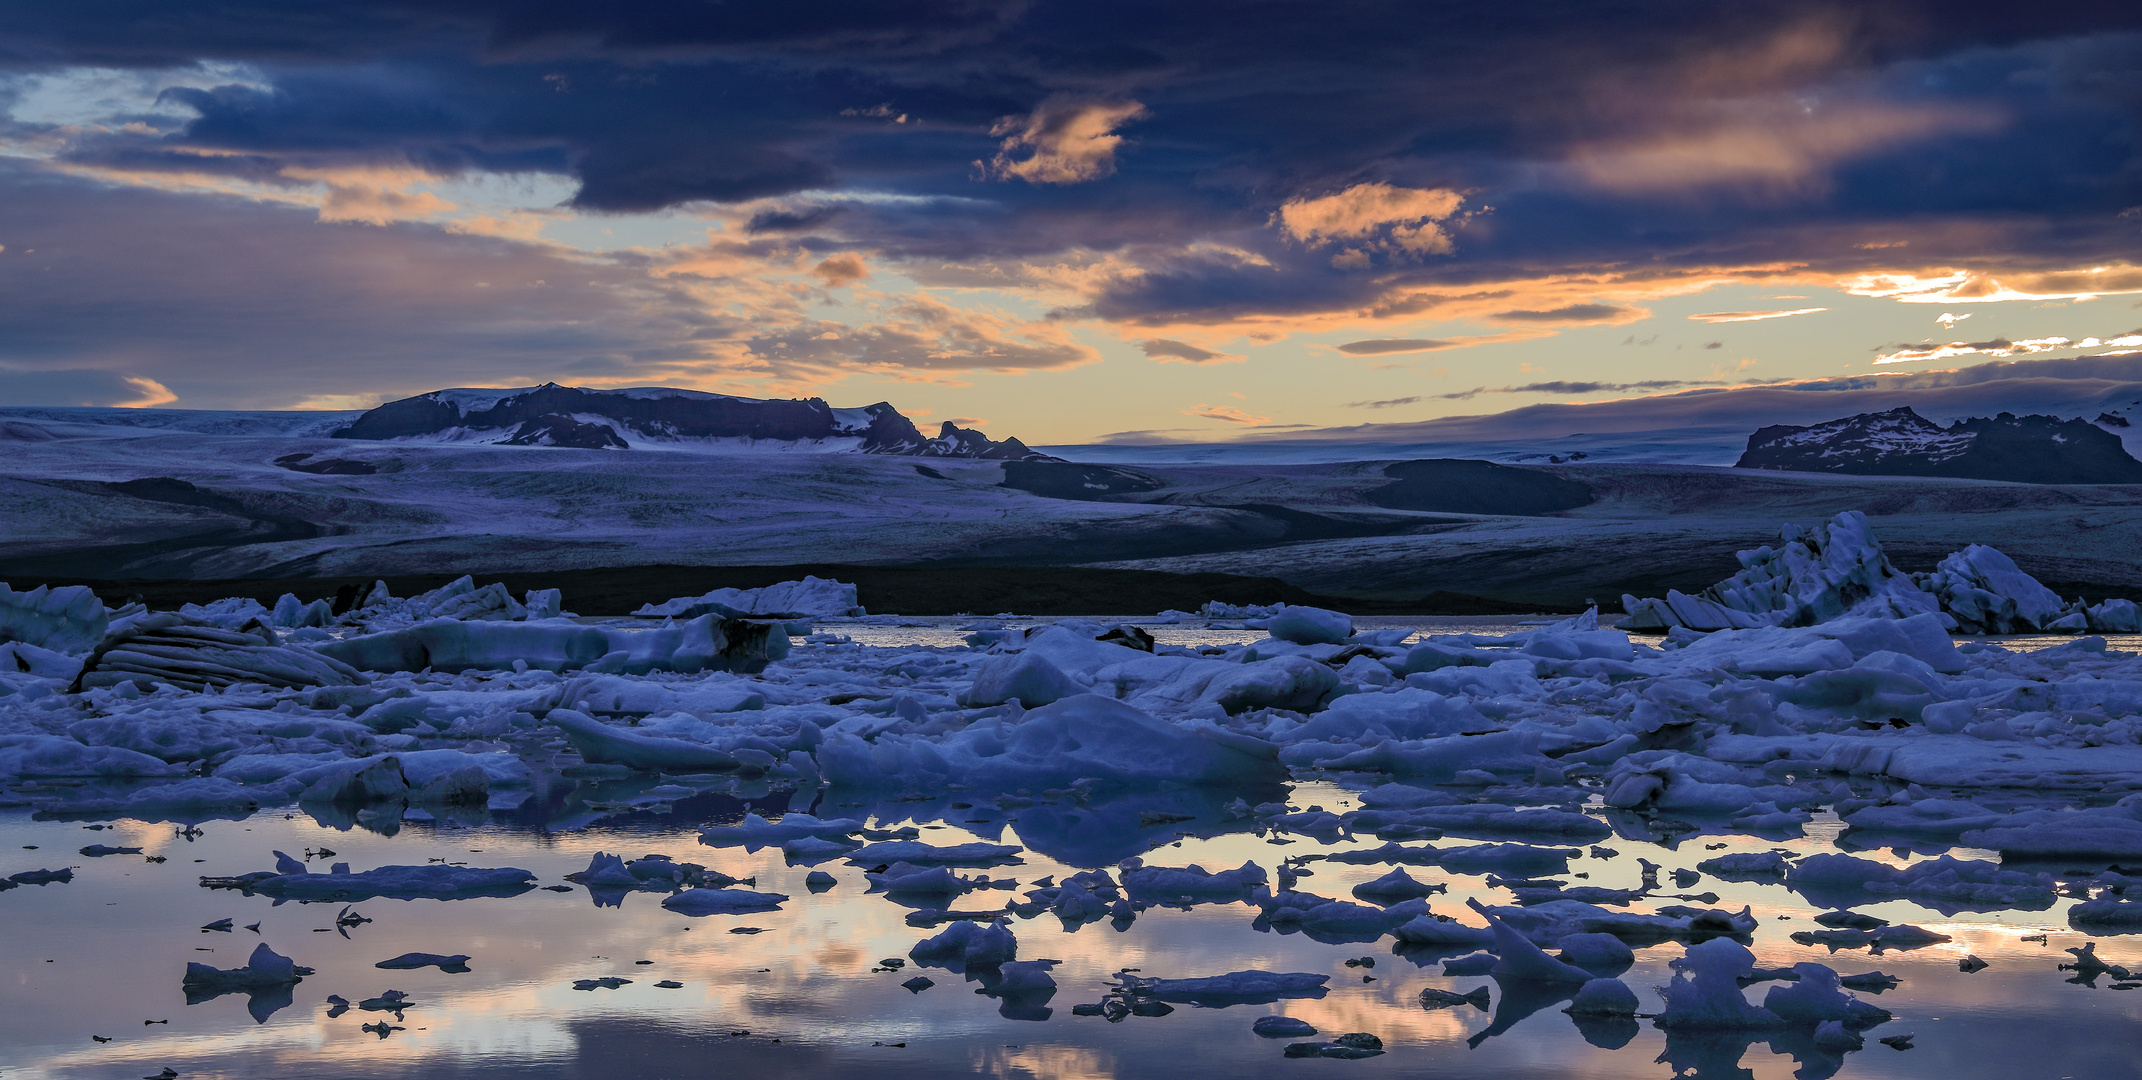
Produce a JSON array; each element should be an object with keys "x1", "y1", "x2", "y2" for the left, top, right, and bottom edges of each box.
[{"x1": 5, "y1": 515, "x2": 2142, "y2": 1078}]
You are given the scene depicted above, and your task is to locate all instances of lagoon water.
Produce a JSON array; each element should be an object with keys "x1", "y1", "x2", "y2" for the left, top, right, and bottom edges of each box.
[{"x1": 5, "y1": 618, "x2": 2139, "y2": 1080}]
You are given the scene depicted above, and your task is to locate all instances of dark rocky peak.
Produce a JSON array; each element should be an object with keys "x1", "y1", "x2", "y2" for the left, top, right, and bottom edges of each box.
[
  {"x1": 1738, "y1": 405, "x2": 2142, "y2": 484},
  {"x1": 927, "y1": 421, "x2": 1041, "y2": 460}
]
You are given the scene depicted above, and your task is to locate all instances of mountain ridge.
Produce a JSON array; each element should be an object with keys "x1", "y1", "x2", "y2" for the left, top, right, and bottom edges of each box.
[
  {"x1": 332, "y1": 383, "x2": 1051, "y2": 459},
  {"x1": 1735, "y1": 405, "x2": 2142, "y2": 484}
]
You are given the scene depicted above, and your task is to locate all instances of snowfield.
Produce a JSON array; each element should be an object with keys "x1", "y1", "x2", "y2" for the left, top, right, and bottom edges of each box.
[{"x1": 9, "y1": 406, "x2": 2142, "y2": 617}]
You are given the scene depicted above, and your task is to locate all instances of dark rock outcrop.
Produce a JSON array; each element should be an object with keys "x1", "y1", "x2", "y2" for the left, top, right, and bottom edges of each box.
[
  {"x1": 333, "y1": 383, "x2": 1050, "y2": 459},
  {"x1": 1736, "y1": 406, "x2": 2142, "y2": 484}
]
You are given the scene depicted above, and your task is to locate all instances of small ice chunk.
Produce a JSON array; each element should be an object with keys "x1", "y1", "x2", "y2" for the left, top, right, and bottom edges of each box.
[
  {"x1": 182, "y1": 943, "x2": 312, "y2": 990},
  {"x1": 1417, "y1": 986, "x2": 1490, "y2": 1010},
  {"x1": 1654, "y1": 939, "x2": 1781, "y2": 1030},
  {"x1": 375, "y1": 953, "x2": 472, "y2": 972},
  {"x1": 1351, "y1": 867, "x2": 1439, "y2": 904},
  {"x1": 1566, "y1": 977, "x2": 1639, "y2": 1016},
  {"x1": 1762, "y1": 963, "x2": 1890, "y2": 1026},
  {"x1": 1252, "y1": 1014, "x2": 1319, "y2": 1037},
  {"x1": 1556, "y1": 933, "x2": 1635, "y2": 973},
  {"x1": 962, "y1": 651, "x2": 1083, "y2": 708},
  {"x1": 660, "y1": 888, "x2": 788, "y2": 916},
  {"x1": 910, "y1": 918, "x2": 1018, "y2": 971},
  {"x1": 1265, "y1": 606, "x2": 1353, "y2": 646}
]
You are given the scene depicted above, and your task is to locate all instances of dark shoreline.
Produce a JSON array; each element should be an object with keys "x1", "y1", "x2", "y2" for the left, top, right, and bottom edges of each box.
[{"x1": 9, "y1": 564, "x2": 1583, "y2": 618}]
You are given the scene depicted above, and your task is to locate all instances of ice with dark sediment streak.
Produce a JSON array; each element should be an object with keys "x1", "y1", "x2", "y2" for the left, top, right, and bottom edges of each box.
[
  {"x1": 212, "y1": 855, "x2": 537, "y2": 901},
  {"x1": 1115, "y1": 970, "x2": 1331, "y2": 1005}
]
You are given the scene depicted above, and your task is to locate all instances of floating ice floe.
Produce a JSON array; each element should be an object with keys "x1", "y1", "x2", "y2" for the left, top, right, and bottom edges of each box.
[
  {"x1": 375, "y1": 952, "x2": 471, "y2": 972},
  {"x1": 660, "y1": 887, "x2": 789, "y2": 916},
  {"x1": 1115, "y1": 969, "x2": 1330, "y2": 1005},
  {"x1": 634, "y1": 576, "x2": 863, "y2": 620},
  {"x1": 203, "y1": 854, "x2": 536, "y2": 901},
  {"x1": 182, "y1": 944, "x2": 315, "y2": 1024}
]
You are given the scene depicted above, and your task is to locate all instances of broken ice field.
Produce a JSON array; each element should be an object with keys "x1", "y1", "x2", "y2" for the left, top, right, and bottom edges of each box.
[{"x1": 6, "y1": 514, "x2": 2142, "y2": 1078}]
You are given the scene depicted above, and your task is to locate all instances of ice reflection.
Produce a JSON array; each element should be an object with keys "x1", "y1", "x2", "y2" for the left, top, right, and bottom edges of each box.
[{"x1": 7, "y1": 774, "x2": 2142, "y2": 1079}]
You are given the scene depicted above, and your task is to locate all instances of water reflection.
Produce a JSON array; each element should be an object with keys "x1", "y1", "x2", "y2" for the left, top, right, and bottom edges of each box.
[{"x1": 7, "y1": 768, "x2": 2142, "y2": 1079}]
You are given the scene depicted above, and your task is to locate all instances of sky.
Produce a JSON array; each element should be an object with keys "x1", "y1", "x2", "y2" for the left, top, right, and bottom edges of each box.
[{"x1": 1, "y1": 1, "x2": 2140, "y2": 444}]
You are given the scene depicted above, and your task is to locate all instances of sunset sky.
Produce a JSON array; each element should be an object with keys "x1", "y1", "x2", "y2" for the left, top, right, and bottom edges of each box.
[{"x1": 3, "y1": 2, "x2": 2141, "y2": 443}]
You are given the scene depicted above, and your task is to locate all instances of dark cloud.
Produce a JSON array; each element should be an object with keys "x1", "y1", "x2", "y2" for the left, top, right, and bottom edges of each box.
[
  {"x1": 1490, "y1": 303, "x2": 1637, "y2": 323},
  {"x1": 741, "y1": 300, "x2": 1098, "y2": 375},
  {"x1": 1271, "y1": 352, "x2": 2142, "y2": 444},
  {"x1": 1337, "y1": 339, "x2": 1468, "y2": 355},
  {"x1": 0, "y1": 366, "x2": 175, "y2": 408},
  {"x1": 1138, "y1": 338, "x2": 1236, "y2": 363},
  {"x1": 1344, "y1": 396, "x2": 1422, "y2": 409},
  {"x1": 747, "y1": 204, "x2": 848, "y2": 234},
  {"x1": 1434, "y1": 379, "x2": 1717, "y2": 400},
  {"x1": 3, "y1": 1, "x2": 2142, "y2": 333},
  {"x1": 0, "y1": 162, "x2": 723, "y2": 407}
]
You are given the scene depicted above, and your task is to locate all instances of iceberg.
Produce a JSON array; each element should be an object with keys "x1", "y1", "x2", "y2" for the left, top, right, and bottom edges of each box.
[
  {"x1": 0, "y1": 583, "x2": 108, "y2": 654},
  {"x1": 1622, "y1": 512, "x2": 1937, "y2": 631}
]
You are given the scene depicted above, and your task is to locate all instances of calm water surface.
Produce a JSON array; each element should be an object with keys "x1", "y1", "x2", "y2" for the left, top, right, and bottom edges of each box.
[{"x1": 4, "y1": 620, "x2": 2137, "y2": 1080}]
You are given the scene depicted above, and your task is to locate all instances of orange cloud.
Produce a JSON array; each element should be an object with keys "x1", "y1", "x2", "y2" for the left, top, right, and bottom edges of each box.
[
  {"x1": 1687, "y1": 307, "x2": 1828, "y2": 322},
  {"x1": 1570, "y1": 103, "x2": 2000, "y2": 197},
  {"x1": 1842, "y1": 264, "x2": 2142, "y2": 304},
  {"x1": 1278, "y1": 182, "x2": 1464, "y2": 259},
  {"x1": 811, "y1": 252, "x2": 870, "y2": 287},
  {"x1": 113, "y1": 376, "x2": 177, "y2": 408},
  {"x1": 1183, "y1": 403, "x2": 1269, "y2": 424},
  {"x1": 983, "y1": 98, "x2": 1147, "y2": 184}
]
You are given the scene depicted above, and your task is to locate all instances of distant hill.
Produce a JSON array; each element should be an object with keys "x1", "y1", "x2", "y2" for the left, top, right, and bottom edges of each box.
[
  {"x1": 1736, "y1": 406, "x2": 2142, "y2": 484},
  {"x1": 332, "y1": 383, "x2": 1049, "y2": 459}
]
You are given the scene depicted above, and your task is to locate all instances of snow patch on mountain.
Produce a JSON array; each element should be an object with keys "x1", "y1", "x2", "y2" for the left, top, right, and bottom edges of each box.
[{"x1": 1737, "y1": 406, "x2": 2142, "y2": 484}]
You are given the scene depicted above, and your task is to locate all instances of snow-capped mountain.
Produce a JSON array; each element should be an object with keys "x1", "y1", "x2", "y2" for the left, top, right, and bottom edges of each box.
[
  {"x1": 332, "y1": 383, "x2": 1050, "y2": 459},
  {"x1": 1736, "y1": 406, "x2": 2142, "y2": 484}
]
